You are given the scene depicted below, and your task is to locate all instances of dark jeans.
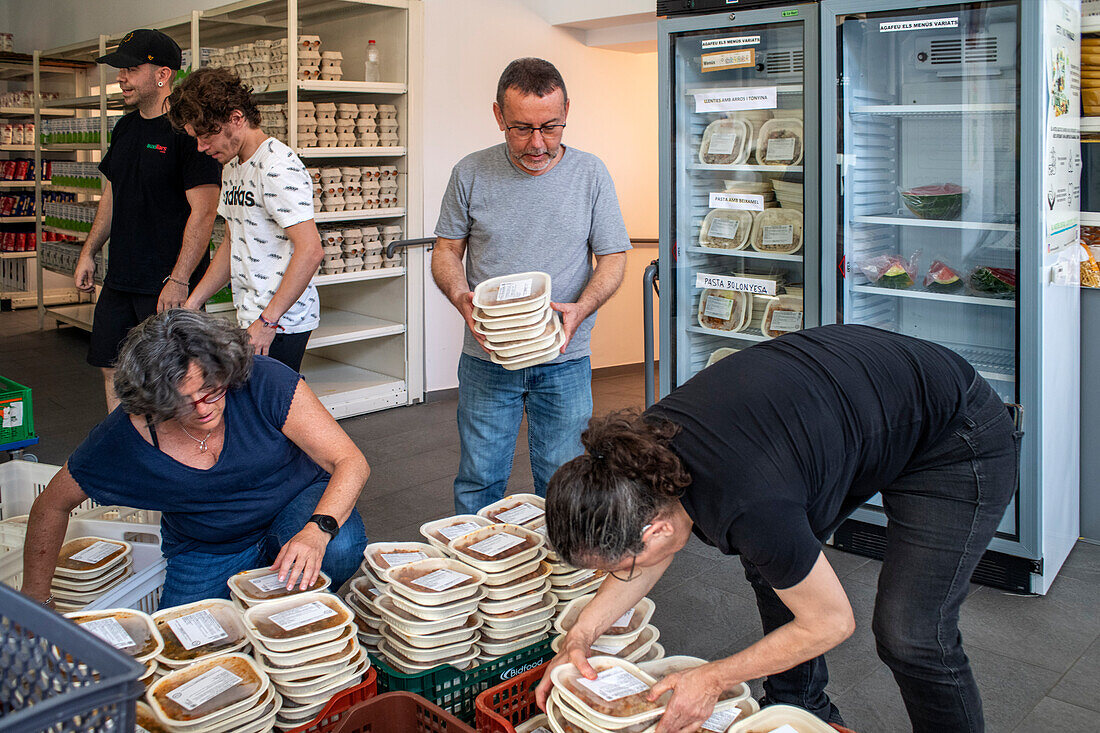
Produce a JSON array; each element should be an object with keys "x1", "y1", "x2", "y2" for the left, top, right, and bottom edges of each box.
[{"x1": 743, "y1": 374, "x2": 1020, "y2": 732}]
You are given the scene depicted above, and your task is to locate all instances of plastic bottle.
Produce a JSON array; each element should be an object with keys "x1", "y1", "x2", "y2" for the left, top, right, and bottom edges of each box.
[{"x1": 365, "y1": 40, "x2": 380, "y2": 82}]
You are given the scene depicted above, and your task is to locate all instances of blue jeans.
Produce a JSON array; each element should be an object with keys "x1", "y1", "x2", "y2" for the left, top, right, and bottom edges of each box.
[
  {"x1": 744, "y1": 375, "x2": 1019, "y2": 732},
  {"x1": 158, "y1": 479, "x2": 368, "y2": 608},
  {"x1": 454, "y1": 353, "x2": 592, "y2": 515}
]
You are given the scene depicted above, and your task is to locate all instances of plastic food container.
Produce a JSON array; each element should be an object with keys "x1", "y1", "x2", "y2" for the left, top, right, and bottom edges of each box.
[
  {"x1": 473, "y1": 272, "x2": 552, "y2": 314},
  {"x1": 479, "y1": 629, "x2": 550, "y2": 660},
  {"x1": 136, "y1": 701, "x2": 171, "y2": 732},
  {"x1": 227, "y1": 567, "x2": 331, "y2": 606},
  {"x1": 386, "y1": 612, "x2": 482, "y2": 649},
  {"x1": 374, "y1": 594, "x2": 477, "y2": 637},
  {"x1": 388, "y1": 585, "x2": 487, "y2": 621},
  {"x1": 280, "y1": 655, "x2": 368, "y2": 706},
  {"x1": 697, "y1": 289, "x2": 752, "y2": 333},
  {"x1": 65, "y1": 608, "x2": 163, "y2": 662},
  {"x1": 258, "y1": 634, "x2": 360, "y2": 683},
  {"x1": 698, "y1": 118, "x2": 751, "y2": 166},
  {"x1": 749, "y1": 208, "x2": 803, "y2": 254},
  {"x1": 364, "y1": 541, "x2": 444, "y2": 577},
  {"x1": 550, "y1": 657, "x2": 668, "y2": 729},
  {"x1": 377, "y1": 639, "x2": 480, "y2": 674},
  {"x1": 548, "y1": 687, "x2": 653, "y2": 733},
  {"x1": 193, "y1": 682, "x2": 277, "y2": 733},
  {"x1": 761, "y1": 294, "x2": 803, "y2": 338},
  {"x1": 419, "y1": 514, "x2": 493, "y2": 551},
  {"x1": 473, "y1": 308, "x2": 553, "y2": 343},
  {"x1": 480, "y1": 592, "x2": 556, "y2": 632},
  {"x1": 384, "y1": 557, "x2": 487, "y2": 606},
  {"x1": 483, "y1": 559, "x2": 553, "y2": 600},
  {"x1": 549, "y1": 567, "x2": 604, "y2": 588},
  {"x1": 479, "y1": 582, "x2": 551, "y2": 614},
  {"x1": 699, "y1": 209, "x2": 754, "y2": 250},
  {"x1": 728, "y1": 703, "x2": 833, "y2": 732},
  {"x1": 379, "y1": 626, "x2": 477, "y2": 663},
  {"x1": 555, "y1": 596, "x2": 655, "y2": 648},
  {"x1": 243, "y1": 592, "x2": 354, "y2": 653},
  {"x1": 257, "y1": 623, "x2": 355, "y2": 668},
  {"x1": 471, "y1": 305, "x2": 549, "y2": 332},
  {"x1": 756, "y1": 118, "x2": 804, "y2": 166},
  {"x1": 147, "y1": 653, "x2": 268, "y2": 729},
  {"x1": 486, "y1": 319, "x2": 562, "y2": 360},
  {"x1": 153, "y1": 599, "x2": 249, "y2": 667},
  {"x1": 51, "y1": 560, "x2": 133, "y2": 594},
  {"x1": 54, "y1": 537, "x2": 131, "y2": 578},
  {"x1": 449, "y1": 524, "x2": 544, "y2": 572}
]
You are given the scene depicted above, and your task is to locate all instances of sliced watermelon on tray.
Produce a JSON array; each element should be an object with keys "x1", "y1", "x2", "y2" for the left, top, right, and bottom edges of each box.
[
  {"x1": 900, "y1": 183, "x2": 966, "y2": 220},
  {"x1": 969, "y1": 266, "x2": 1016, "y2": 296},
  {"x1": 924, "y1": 260, "x2": 963, "y2": 293}
]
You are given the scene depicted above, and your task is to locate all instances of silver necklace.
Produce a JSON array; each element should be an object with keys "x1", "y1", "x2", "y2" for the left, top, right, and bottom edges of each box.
[{"x1": 178, "y1": 424, "x2": 214, "y2": 453}]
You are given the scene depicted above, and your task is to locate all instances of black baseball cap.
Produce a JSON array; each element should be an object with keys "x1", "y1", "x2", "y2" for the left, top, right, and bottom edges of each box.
[{"x1": 96, "y1": 29, "x2": 182, "y2": 70}]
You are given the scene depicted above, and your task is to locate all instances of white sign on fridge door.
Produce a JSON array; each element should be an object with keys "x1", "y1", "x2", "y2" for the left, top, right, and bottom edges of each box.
[
  {"x1": 694, "y1": 87, "x2": 778, "y2": 113},
  {"x1": 1042, "y1": 0, "x2": 1080, "y2": 255}
]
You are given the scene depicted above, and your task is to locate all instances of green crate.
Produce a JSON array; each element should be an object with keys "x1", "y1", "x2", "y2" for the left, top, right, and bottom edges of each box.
[
  {"x1": 368, "y1": 638, "x2": 553, "y2": 723},
  {"x1": 0, "y1": 376, "x2": 35, "y2": 447}
]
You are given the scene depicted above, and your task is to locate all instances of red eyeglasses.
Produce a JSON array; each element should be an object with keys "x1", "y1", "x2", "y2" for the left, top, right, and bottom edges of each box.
[{"x1": 188, "y1": 387, "x2": 227, "y2": 410}]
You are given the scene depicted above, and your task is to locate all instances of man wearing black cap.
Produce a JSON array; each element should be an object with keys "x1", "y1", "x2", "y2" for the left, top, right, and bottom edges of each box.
[{"x1": 74, "y1": 29, "x2": 222, "y2": 412}]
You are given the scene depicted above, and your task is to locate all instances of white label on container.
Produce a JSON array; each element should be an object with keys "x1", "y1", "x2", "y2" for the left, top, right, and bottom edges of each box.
[
  {"x1": 495, "y1": 502, "x2": 544, "y2": 524},
  {"x1": 706, "y1": 131, "x2": 737, "y2": 155},
  {"x1": 495, "y1": 279, "x2": 532, "y2": 302},
  {"x1": 468, "y1": 532, "x2": 526, "y2": 557},
  {"x1": 762, "y1": 225, "x2": 794, "y2": 247},
  {"x1": 701, "y1": 36, "x2": 760, "y2": 49},
  {"x1": 702, "y1": 294, "x2": 735, "y2": 320},
  {"x1": 413, "y1": 568, "x2": 472, "y2": 592},
  {"x1": 764, "y1": 726, "x2": 799, "y2": 733},
  {"x1": 768, "y1": 310, "x2": 804, "y2": 332},
  {"x1": 701, "y1": 707, "x2": 743, "y2": 731},
  {"x1": 575, "y1": 666, "x2": 650, "y2": 702},
  {"x1": 269, "y1": 600, "x2": 337, "y2": 632},
  {"x1": 1, "y1": 401, "x2": 22, "y2": 428},
  {"x1": 249, "y1": 572, "x2": 289, "y2": 593},
  {"x1": 79, "y1": 618, "x2": 136, "y2": 650},
  {"x1": 534, "y1": 525, "x2": 549, "y2": 537},
  {"x1": 707, "y1": 217, "x2": 741, "y2": 241},
  {"x1": 879, "y1": 16, "x2": 958, "y2": 33},
  {"x1": 438, "y1": 522, "x2": 482, "y2": 541},
  {"x1": 695, "y1": 272, "x2": 777, "y2": 296},
  {"x1": 710, "y1": 192, "x2": 764, "y2": 211},
  {"x1": 570, "y1": 569, "x2": 597, "y2": 583},
  {"x1": 695, "y1": 86, "x2": 777, "y2": 113},
  {"x1": 765, "y1": 137, "x2": 797, "y2": 162},
  {"x1": 165, "y1": 666, "x2": 243, "y2": 711},
  {"x1": 611, "y1": 607, "x2": 636, "y2": 628},
  {"x1": 69, "y1": 541, "x2": 120, "y2": 565},
  {"x1": 381, "y1": 551, "x2": 427, "y2": 567},
  {"x1": 590, "y1": 641, "x2": 621, "y2": 654},
  {"x1": 167, "y1": 610, "x2": 228, "y2": 650}
]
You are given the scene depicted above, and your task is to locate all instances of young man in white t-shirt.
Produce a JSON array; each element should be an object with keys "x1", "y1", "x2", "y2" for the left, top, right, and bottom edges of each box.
[{"x1": 168, "y1": 68, "x2": 323, "y2": 371}]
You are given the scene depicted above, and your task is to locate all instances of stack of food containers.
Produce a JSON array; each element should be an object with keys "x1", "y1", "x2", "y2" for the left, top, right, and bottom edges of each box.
[
  {"x1": 145, "y1": 652, "x2": 279, "y2": 732},
  {"x1": 471, "y1": 272, "x2": 565, "y2": 371},
  {"x1": 447, "y1": 523, "x2": 555, "y2": 662},
  {"x1": 50, "y1": 537, "x2": 133, "y2": 611},
  {"x1": 227, "y1": 567, "x2": 332, "y2": 611},
  {"x1": 66, "y1": 608, "x2": 164, "y2": 687},
  {"x1": 242, "y1": 591, "x2": 366, "y2": 730},
  {"x1": 349, "y1": 541, "x2": 447, "y2": 652},
  {"x1": 552, "y1": 595, "x2": 663, "y2": 665},
  {"x1": 374, "y1": 555, "x2": 488, "y2": 673},
  {"x1": 152, "y1": 600, "x2": 251, "y2": 684}
]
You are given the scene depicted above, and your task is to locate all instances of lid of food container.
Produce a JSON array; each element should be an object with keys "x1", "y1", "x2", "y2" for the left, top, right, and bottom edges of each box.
[
  {"x1": 152, "y1": 599, "x2": 249, "y2": 666},
  {"x1": 65, "y1": 608, "x2": 163, "y2": 663},
  {"x1": 147, "y1": 652, "x2": 268, "y2": 729},
  {"x1": 228, "y1": 567, "x2": 331, "y2": 604}
]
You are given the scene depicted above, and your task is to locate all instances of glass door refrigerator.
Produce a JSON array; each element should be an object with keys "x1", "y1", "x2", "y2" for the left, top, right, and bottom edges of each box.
[
  {"x1": 820, "y1": 0, "x2": 1081, "y2": 593},
  {"x1": 657, "y1": 2, "x2": 821, "y2": 393}
]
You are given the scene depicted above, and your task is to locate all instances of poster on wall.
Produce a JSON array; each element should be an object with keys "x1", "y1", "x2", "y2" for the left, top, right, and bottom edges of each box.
[{"x1": 1043, "y1": 0, "x2": 1082, "y2": 256}]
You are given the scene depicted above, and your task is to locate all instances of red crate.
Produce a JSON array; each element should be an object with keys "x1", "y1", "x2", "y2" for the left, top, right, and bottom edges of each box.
[
  {"x1": 474, "y1": 662, "x2": 548, "y2": 733},
  {"x1": 287, "y1": 666, "x2": 378, "y2": 733},
  {"x1": 330, "y1": 691, "x2": 475, "y2": 733}
]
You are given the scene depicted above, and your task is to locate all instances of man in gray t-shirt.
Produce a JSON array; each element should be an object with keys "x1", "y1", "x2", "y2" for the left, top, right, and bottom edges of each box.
[{"x1": 433, "y1": 57, "x2": 630, "y2": 514}]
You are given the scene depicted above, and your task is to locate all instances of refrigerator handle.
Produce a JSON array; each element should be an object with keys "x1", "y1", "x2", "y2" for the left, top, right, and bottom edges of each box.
[
  {"x1": 643, "y1": 258, "x2": 659, "y2": 409},
  {"x1": 385, "y1": 236, "x2": 435, "y2": 259}
]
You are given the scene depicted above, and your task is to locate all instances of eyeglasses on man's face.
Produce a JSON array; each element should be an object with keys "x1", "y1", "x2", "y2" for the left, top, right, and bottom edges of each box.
[
  {"x1": 504, "y1": 123, "x2": 566, "y2": 140},
  {"x1": 608, "y1": 553, "x2": 639, "y2": 583}
]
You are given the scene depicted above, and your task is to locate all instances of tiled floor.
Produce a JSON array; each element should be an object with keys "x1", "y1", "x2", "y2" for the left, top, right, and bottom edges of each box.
[{"x1": 2, "y1": 307, "x2": 1098, "y2": 732}]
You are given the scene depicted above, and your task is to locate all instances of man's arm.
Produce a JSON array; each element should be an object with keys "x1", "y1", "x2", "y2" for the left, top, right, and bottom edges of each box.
[
  {"x1": 246, "y1": 219, "x2": 324, "y2": 355},
  {"x1": 431, "y1": 236, "x2": 488, "y2": 351},
  {"x1": 74, "y1": 181, "x2": 113, "y2": 292},
  {"x1": 551, "y1": 250, "x2": 627, "y2": 352},
  {"x1": 159, "y1": 184, "x2": 220, "y2": 312},
  {"x1": 183, "y1": 221, "x2": 232, "y2": 310},
  {"x1": 21, "y1": 465, "x2": 88, "y2": 603}
]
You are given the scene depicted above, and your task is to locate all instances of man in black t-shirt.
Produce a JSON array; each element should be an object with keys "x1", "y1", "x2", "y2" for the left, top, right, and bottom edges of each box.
[{"x1": 75, "y1": 29, "x2": 221, "y2": 411}]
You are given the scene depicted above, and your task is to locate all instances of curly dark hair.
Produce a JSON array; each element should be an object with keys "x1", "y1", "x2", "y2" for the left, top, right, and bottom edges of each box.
[
  {"x1": 113, "y1": 309, "x2": 253, "y2": 424},
  {"x1": 545, "y1": 409, "x2": 692, "y2": 568},
  {"x1": 166, "y1": 67, "x2": 261, "y2": 135}
]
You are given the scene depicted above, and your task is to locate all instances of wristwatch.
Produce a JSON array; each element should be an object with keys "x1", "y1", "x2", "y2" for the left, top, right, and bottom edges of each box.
[{"x1": 307, "y1": 514, "x2": 339, "y2": 539}]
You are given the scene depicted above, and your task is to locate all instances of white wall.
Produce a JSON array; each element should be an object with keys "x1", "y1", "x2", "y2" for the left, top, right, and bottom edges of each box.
[{"x1": 2, "y1": 0, "x2": 660, "y2": 392}]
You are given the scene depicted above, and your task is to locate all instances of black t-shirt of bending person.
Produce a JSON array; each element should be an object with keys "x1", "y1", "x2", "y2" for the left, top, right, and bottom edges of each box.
[
  {"x1": 645, "y1": 324, "x2": 977, "y2": 590},
  {"x1": 98, "y1": 111, "x2": 222, "y2": 294}
]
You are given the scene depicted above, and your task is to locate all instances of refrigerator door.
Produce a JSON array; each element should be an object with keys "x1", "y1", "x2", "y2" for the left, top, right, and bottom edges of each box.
[{"x1": 658, "y1": 4, "x2": 820, "y2": 395}]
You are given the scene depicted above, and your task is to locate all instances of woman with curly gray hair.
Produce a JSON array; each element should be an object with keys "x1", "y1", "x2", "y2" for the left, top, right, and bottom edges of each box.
[{"x1": 22, "y1": 309, "x2": 370, "y2": 608}]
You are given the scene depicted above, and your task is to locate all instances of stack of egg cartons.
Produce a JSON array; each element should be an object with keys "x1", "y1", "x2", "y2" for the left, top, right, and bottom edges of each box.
[
  {"x1": 361, "y1": 165, "x2": 380, "y2": 208},
  {"x1": 369, "y1": 542, "x2": 487, "y2": 673},
  {"x1": 297, "y1": 101, "x2": 317, "y2": 149},
  {"x1": 341, "y1": 166, "x2": 362, "y2": 209},
  {"x1": 243, "y1": 592, "x2": 368, "y2": 730},
  {"x1": 321, "y1": 51, "x2": 343, "y2": 81},
  {"x1": 378, "y1": 104, "x2": 399, "y2": 147},
  {"x1": 552, "y1": 595, "x2": 664, "y2": 665},
  {"x1": 319, "y1": 167, "x2": 344, "y2": 212},
  {"x1": 357, "y1": 104, "x2": 379, "y2": 147},
  {"x1": 341, "y1": 227, "x2": 365, "y2": 273},
  {"x1": 361, "y1": 226, "x2": 382, "y2": 270},
  {"x1": 259, "y1": 103, "x2": 288, "y2": 144},
  {"x1": 319, "y1": 226, "x2": 344, "y2": 275},
  {"x1": 151, "y1": 599, "x2": 251, "y2": 690},
  {"x1": 445, "y1": 521, "x2": 555, "y2": 663},
  {"x1": 66, "y1": 608, "x2": 164, "y2": 688},
  {"x1": 335, "y1": 104, "x2": 358, "y2": 147},
  {"x1": 378, "y1": 165, "x2": 399, "y2": 208},
  {"x1": 51, "y1": 537, "x2": 134, "y2": 611},
  {"x1": 315, "y1": 103, "x2": 337, "y2": 148},
  {"x1": 298, "y1": 35, "x2": 322, "y2": 80},
  {"x1": 145, "y1": 653, "x2": 279, "y2": 732},
  {"x1": 380, "y1": 224, "x2": 403, "y2": 268},
  {"x1": 307, "y1": 166, "x2": 322, "y2": 212},
  {"x1": 470, "y1": 272, "x2": 564, "y2": 370}
]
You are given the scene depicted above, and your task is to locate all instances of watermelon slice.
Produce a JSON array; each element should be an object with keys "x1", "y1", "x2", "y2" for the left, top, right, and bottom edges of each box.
[
  {"x1": 879, "y1": 256, "x2": 915, "y2": 289},
  {"x1": 969, "y1": 266, "x2": 1016, "y2": 296},
  {"x1": 924, "y1": 260, "x2": 963, "y2": 293},
  {"x1": 900, "y1": 183, "x2": 966, "y2": 220}
]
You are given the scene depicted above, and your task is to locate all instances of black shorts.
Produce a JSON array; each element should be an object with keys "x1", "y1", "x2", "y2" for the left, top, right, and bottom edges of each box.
[
  {"x1": 267, "y1": 330, "x2": 312, "y2": 372},
  {"x1": 86, "y1": 286, "x2": 159, "y2": 368}
]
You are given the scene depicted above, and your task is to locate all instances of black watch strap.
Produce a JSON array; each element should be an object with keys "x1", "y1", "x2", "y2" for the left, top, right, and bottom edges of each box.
[{"x1": 308, "y1": 514, "x2": 339, "y2": 539}]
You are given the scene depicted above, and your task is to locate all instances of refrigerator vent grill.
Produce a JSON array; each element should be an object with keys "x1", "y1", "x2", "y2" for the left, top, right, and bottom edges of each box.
[
  {"x1": 928, "y1": 36, "x2": 999, "y2": 65},
  {"x1": 765, "y1": 49, "x2": 803, "y2": 75}
]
